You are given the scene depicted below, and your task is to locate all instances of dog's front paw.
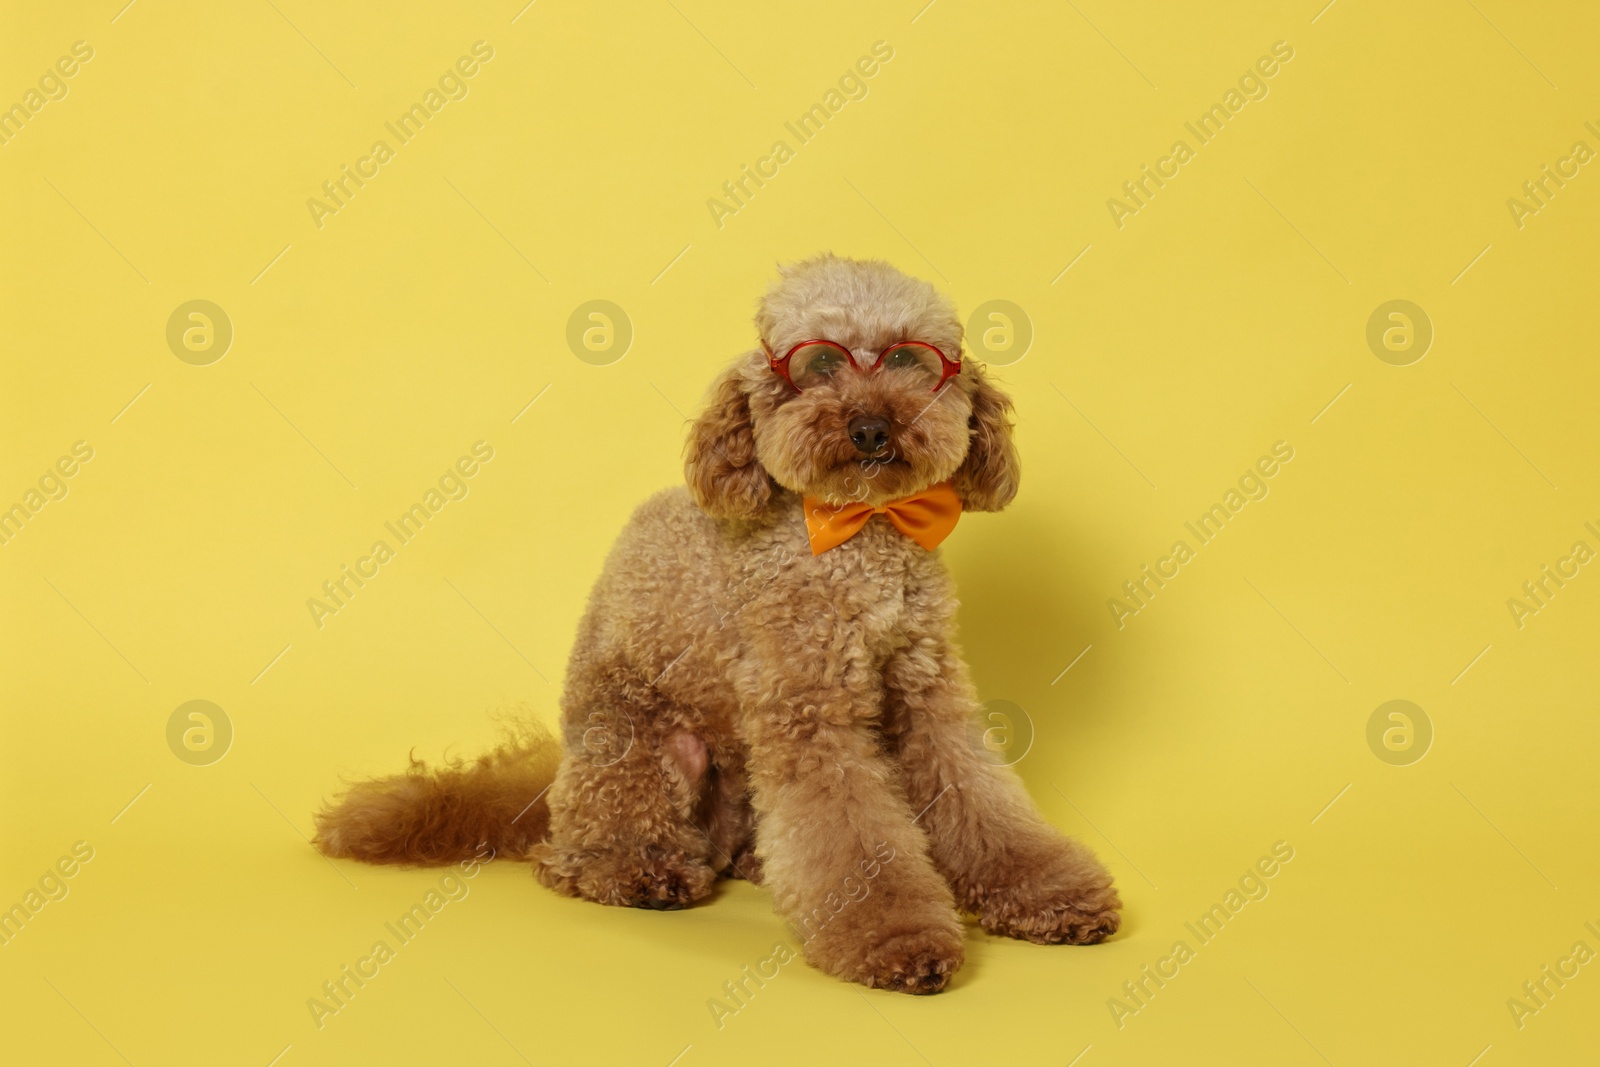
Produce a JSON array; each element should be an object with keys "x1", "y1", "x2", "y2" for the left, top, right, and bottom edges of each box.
[
  {"x1": 533, "y1": 842, "x2": 716, "y2": 910},
  {"x1": 855, "y1": 926, "x2": 966, "y2": 993},
  {"x1": 979, "y1": 875, "x2": 1122, "y2": 945},
  {"x1": 803, "y1": 906, "x2": 966, "y2": 994}
]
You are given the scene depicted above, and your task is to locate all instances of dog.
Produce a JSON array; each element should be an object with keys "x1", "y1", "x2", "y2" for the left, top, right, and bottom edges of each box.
[{"x1": 314, "y1": 254, "x2": 1121, "y2": 993}]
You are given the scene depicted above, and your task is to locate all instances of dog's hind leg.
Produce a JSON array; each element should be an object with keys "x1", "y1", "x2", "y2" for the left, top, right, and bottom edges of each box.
[
  {"x1": 532, "y1": 673, "x2": 720, "y2": 910},
  {"x1": 701, "y1": 746, "x2": 762, "y2": 883}
]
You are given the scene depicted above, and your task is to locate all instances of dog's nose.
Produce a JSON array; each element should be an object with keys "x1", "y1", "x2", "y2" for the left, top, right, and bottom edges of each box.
[{"x1": 848, "y1": 415, "x2": 891, "y2": 455}]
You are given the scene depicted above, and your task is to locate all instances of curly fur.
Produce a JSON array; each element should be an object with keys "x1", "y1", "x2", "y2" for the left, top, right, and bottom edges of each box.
[
  {"x1": 314, "y1": 719, "x2": 560, "y2": 864},
  {"x1": 313, "y1": 254, "x2": 1119, "y2": 993}
]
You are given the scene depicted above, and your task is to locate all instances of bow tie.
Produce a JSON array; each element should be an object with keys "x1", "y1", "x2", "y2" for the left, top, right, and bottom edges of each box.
[{"x1": 802, "y1": 482, "x2": 963, "y2": 555}]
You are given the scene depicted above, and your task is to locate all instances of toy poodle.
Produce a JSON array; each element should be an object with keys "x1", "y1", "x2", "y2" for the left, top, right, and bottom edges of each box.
[{"x1": 314, "y1": 254, "x2": 1121, "y2": 993}]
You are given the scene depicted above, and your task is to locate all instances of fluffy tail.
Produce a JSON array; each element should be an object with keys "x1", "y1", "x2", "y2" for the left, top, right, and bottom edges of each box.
[{"x1": 313, "y1": 720, "x2": 561, "y2": 865}]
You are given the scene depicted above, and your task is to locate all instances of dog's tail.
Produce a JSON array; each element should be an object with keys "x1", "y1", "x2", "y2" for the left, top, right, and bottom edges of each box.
[{"x1": 313, "y1": 720, "x2": 561, "y2": 865}]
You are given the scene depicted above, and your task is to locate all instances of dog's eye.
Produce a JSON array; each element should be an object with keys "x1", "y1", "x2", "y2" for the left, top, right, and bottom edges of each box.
[
  {"x1": 785, "y1": 341, "x2": 855, "y2": 390},
  {"x1": 881, "y1": 344, "x2": 940, "y2": 378},
  {"x1": 805, "y1": 351, "x2": 843, "y2": 376}
]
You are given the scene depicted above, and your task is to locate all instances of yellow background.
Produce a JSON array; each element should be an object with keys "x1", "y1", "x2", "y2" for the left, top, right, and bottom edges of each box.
[{"x1": 3, "y1": 1, "x2": 1597, "y2": 1064}]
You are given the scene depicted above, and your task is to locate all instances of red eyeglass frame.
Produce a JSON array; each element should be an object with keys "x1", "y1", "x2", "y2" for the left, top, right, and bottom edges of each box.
[{"x1": 762, "y1": 339, "x2": 962, "y2": 394}]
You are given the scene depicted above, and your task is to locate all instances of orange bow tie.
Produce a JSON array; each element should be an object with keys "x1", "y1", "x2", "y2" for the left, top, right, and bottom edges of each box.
[{"x1": 802, "y1": 482, "x2": 963, "y2": 555}]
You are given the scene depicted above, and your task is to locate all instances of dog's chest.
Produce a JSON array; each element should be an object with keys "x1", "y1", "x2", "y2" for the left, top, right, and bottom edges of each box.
[
  {"x1": 736, "y1": 511, "x2": 935, "y2": 648},
  {"x1": 820, "y1": 517, "x2": 919, "y2": 621}
]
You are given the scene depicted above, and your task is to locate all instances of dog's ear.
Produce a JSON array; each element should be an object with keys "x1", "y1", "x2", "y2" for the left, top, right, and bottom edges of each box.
[
  {"x1": 952, "y1": 364, "x2": 1019, "y2": 512},
  {"x1": 685, "y1": 363, "x2": 773, "y2": 519}
]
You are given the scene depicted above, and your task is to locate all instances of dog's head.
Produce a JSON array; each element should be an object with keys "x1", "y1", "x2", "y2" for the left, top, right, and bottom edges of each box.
[{"x1": 686, "y1": 255, "x2": 1018, "y2": 519}]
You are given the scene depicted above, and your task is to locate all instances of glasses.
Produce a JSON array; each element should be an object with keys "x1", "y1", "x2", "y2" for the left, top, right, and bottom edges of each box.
[{"x1": 764, "y1": 339, "x2": 961, "y2": 394}]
